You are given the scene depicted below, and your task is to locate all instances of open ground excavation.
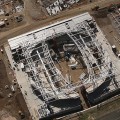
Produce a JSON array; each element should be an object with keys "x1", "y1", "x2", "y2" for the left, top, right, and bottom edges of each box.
[
  {"x1": 0, "y1": 110, "x2": 16, "y2": 120},
  {"x1": 0, "y1": 59, "x2": 19, "y2": 120}
]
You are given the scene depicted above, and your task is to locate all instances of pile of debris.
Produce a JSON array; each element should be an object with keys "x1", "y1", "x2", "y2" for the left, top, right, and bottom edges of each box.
[{"x1": 46, "y1": 0, "x2": 80, "y2": 15}]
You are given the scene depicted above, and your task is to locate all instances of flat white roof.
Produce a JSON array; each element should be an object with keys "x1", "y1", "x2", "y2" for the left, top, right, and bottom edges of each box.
[{"x1": 8, "y1": 12, "x2": 92, "y2": 50}]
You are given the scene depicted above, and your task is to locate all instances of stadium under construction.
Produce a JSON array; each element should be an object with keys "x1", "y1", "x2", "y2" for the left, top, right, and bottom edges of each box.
[{"x1": 5, "y1": 12, "x2": 120, "y2": 120}]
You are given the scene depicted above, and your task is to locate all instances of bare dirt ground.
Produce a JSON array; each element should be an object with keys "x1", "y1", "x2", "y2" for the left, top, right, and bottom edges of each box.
[
  {"x1": 56, "y1": 60, "x2": 87, "y2": 83},
  {"x1": 0, "y1": 48, "x2": 31, "y2": 120},
  {"x1": 93, "y1": 12, "x2": 120, "y2": 50},
  {"x1": 23, "y1": 0, "x2": 48, "y2": 23},
  {"x1": 0, "y1": 59, "x2": 19, "y2": 120}
]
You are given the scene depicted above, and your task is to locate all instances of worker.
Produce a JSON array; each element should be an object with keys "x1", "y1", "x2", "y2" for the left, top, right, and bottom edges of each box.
[
  {"x1": 64, "y1": 51, "x2": 71, "y2": 61},
  {"x1": 24, "y1": 91, "x2": 27, "y2": 95},
  {"x1": 118, "y1": 54, "x2": 120, "y2": 58},
  {"x1": 112, "y1": 45, "x2": 117, "y2": 56},
  {"x1": 0, "y1": 48, "x2": 3, "y2": 54}
]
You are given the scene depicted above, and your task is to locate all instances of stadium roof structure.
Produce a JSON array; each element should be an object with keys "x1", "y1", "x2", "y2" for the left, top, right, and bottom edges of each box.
[{"x1": 6, "y1": 12, "x2": 120, "y2": 120}]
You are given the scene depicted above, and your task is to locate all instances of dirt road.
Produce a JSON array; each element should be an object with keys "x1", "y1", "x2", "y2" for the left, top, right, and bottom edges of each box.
[
  {"x1": 97, "y1": 108, "x2": 120, "y2": 120},
  {"x1": 0, "y1": 0, "x2": 120, "y2": 46}
]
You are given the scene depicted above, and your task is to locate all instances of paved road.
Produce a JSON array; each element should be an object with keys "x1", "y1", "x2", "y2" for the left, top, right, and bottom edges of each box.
[{"x1": 97, "y1": 108, "x2": 120, "y2": 120}]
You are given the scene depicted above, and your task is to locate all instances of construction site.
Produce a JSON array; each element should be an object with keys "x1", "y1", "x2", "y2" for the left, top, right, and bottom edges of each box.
[
  {"x1": 0, "y1": 0, "x2": 24, "y2": 32},
  {"x1": 5, "y1": 9, "x2": 120, "y2": 120},
  {"x1": 0, "y1": 0, "x2": 120, "y2": 120}
]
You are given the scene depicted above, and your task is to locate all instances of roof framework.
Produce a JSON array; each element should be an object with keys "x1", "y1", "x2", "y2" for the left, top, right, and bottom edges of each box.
[{"x1": 7, "y1": 13, "x2": 120, "y2": 119}]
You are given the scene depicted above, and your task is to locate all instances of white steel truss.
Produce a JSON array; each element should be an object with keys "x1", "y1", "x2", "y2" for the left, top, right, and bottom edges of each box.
[
  {"x1": 9, "y1": 17, "x2": 120, "y2": 119},
  {"x1": 20, "y1": 41, "x2": 57, "y2": 101},
  {"x1": 65, "y1": 20, "x2": 117, "y2": 89}
]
